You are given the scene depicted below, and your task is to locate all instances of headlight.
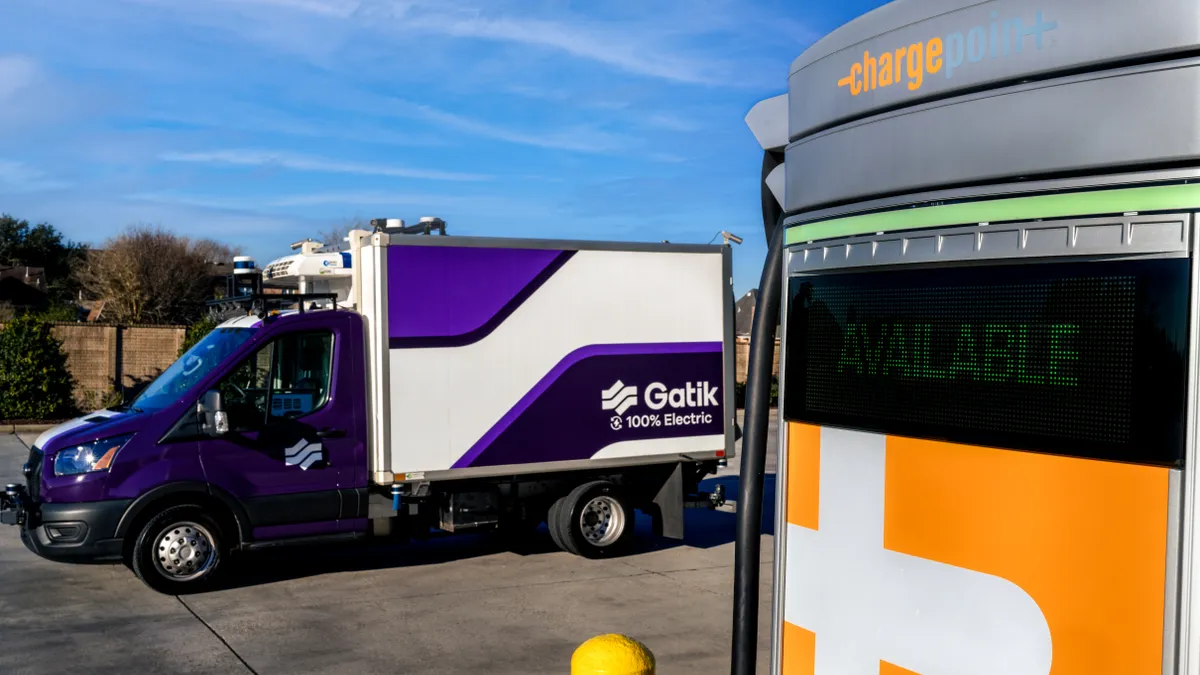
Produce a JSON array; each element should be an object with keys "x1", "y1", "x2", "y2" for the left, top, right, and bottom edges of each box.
[{"x1": 53, "y1": 434, "x2": 134, "y2": 477}]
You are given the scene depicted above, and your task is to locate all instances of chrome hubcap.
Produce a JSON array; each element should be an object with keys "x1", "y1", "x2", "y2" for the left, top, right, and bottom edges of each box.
[
  {"x1": 579, "y1": 496, "x2": 625, "y2": 547},
  {"x1": 153, "y1": 521, "x2": 217, "y2": 582}
]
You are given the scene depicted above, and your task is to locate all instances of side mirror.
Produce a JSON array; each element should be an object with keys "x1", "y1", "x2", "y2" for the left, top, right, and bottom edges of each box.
[{"x1": 198, "y1": 389, "x2": 229, "y2": 437}]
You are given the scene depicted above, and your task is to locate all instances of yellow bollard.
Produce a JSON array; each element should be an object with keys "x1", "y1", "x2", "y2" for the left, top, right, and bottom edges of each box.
[{"x1": 571, "y1": 633, "x2": 655, "y2": 675}]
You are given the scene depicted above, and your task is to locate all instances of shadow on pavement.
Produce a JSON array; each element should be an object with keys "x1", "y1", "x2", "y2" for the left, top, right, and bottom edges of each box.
[{"x1": 204, "y1": 474, "x2": 776, "y2": 593}]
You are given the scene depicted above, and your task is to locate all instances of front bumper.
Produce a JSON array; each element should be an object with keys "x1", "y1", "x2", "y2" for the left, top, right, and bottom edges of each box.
[
  {"x1": 2, "y1": 487, "x2": 131, "y2": 563},
  {"x1": 0, "y1": 485, "x2": 25, "y2": 526}
]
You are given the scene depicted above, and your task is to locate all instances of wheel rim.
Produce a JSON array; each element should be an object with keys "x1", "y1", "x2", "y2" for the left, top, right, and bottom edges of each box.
[
  {"x1": 152, "y1": 521, "x2": 218, "y2": 582},
  {"x1": 579, "y1": 495, "x2": 625, "y2": 547}
]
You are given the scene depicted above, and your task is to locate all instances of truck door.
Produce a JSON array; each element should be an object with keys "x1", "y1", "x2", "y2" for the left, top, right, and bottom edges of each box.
[{"x1": 200, "y1": 315, "x2": 364, "y2": 540}]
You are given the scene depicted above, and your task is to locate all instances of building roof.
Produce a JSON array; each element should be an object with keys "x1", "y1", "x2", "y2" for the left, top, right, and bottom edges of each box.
[
  {"x1": 0, "y1": 275, "x2": 48, "y2": 308},
  {"x1": 0, "y1": 265, "x2": 47, "y2": 291},
  {"x1": 735, "y1": 289, "x2": 758, "y2": 336}
]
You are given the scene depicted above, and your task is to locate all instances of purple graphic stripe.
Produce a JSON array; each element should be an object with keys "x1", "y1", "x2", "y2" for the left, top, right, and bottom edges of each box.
[
  {"x1": 389, "y1": 250, "x2": 575, "y2": 349},
  {"x1": 463, "y1": 350, "x2": 723, "y2": 468},
  {"x1": 451, "y1": 341, "x2": 722, "y2": 469},
  {"x1": 387, "y1": 246, "x2": 570, "y2": 344}
]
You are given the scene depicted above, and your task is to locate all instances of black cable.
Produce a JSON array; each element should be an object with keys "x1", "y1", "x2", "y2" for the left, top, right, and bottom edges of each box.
[{"x1": 731, "y1": 217, "x2": 785, "y2": 675}]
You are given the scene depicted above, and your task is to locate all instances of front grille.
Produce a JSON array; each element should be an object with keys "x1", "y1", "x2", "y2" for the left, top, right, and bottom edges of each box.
[{"x1": 24, "y1": 447, "x2": 42, "y2": 502}]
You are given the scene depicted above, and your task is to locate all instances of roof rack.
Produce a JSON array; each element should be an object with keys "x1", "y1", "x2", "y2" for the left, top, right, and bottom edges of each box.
[
  {"x1": 206, "y1": 291, "x2": 340, "y2": 319},
  {"x1": 370, "y1": 216, "x2": 447, "y2": 236}
]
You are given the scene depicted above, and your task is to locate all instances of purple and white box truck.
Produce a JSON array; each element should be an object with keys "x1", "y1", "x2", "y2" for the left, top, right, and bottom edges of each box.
[{"x1": 1, "y1": 222, "x2": 734, "y2": 593}]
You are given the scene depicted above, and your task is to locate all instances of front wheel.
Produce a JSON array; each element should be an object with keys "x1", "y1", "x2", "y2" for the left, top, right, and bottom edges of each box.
[
  {"x1": 549, "y1": 481, "x2": 635, "y2": 558},
  {"x1": 130, "y1": 505, "x2": 226, "y2": 594}
]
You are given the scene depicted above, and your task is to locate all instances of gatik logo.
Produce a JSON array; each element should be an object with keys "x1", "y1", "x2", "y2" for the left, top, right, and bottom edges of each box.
[
  {"x1": 601, "y1": 380, "x2": 639, "y2": 415},
  {"x1": 645, "y1": 381, "x2": 720, "y2": 410},
  {"x1": 601, "y1": 380, "x2": 720, "y2": 413},
  {"x1": 284, "y1": 439, "x2": 324, "y2": 470}
]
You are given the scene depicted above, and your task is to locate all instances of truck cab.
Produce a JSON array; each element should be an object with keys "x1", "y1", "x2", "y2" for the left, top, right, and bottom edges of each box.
[{"x1": 3, "y1": 306, "x2": 367, "y2": 592}]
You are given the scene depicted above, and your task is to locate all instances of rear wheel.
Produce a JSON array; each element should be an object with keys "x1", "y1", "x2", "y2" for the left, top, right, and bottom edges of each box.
[
  {"x1": 548, "y1": 481, "x2": 634, "y2": 558},
  {"x1": 547, "y1": 496, "x2": 568, "y2": 551},
  {"x1": 130, "y1": 505, "x2": 226, "y2": 594}
]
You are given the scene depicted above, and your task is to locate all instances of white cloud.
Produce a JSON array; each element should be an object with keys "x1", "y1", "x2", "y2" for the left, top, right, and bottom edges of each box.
[
  {"x1": 265, "y1": 190, "x2": 445, "y2": 207},
  {"x1": 270, "y1": 189, "x2": 563, "y2": 218},
  {"x1": 386, "y1": 99, "x2": 633, "y2": 153},
  {"x1": 503, "y1": 85, "x2": 631, "y2": 111},
  {"x1": 132, "y1": 96, "x2": 449, "y2": 149},
  {"x1": 0, "y1": 55, "x2": 39, "y2": 100},
  {"x1": 157, "y1": 148, "x2": 490, "y2": 181},
  {"x1": 0, "y1": 159, "x2": 70, "y2": 193},
  {"x1": 122, "y1": 0, "x2": 747, "y2": 86},
  {"x1": 124, "y1": 188, "x2": 563, "y2": 219},
  {"x1": 122, "y1": 191, "x2": 258, "y2": 211},
  {"x1": 18, "y1": 190, "x2": 327, "y2": 248},
  {"x1": 0, "y1": 53, "x2": 123, "y2": 137},
  {"x1": 647, "y1": 152, "x2": 689, "y2": 164},
  {"x1": 503, "y1": 85, "x2": 571, "y2": 103},
  {"x1": 643, "y1": 113, "x2": 702, "y2": 133},
  {"x1": 220, "y1": 0, "x2": 362, "y2": 18},
  {"x1": 388, "y1": 9, "x2": 727, "y2": 85},
  {"x1": 128, "y1": 189, "x2": 444, "y2": 209}
]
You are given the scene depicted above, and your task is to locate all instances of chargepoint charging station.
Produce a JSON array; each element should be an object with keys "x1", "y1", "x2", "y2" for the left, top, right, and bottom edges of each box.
[{"x1": 735, "y1": 1, "x2": 1200, "y2": 673}]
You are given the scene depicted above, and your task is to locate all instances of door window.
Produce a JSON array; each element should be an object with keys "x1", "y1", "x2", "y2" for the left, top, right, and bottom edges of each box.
[
  {"x1": 269, "y1": 332, "x2": 334, "y2": 420},
  {"x1": 218, "y1": 343, "x2": 272, "y2": 432},
  {"x1": 214, "y1": 331, "x2": 334, "y2": 430}
]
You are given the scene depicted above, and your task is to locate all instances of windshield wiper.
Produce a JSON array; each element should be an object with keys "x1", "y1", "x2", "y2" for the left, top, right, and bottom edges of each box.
[{"x1": 106, "y1": 403, "x2": 144, "y2": 414}]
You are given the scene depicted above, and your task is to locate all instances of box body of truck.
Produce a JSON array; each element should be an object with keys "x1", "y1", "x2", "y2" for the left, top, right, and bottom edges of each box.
[
  {"x1": 356, "y1": 235, "x2": 734, "y2": 482},
  {"x1": 1, "y1": 230, "x2": 735, "y2": 593}
]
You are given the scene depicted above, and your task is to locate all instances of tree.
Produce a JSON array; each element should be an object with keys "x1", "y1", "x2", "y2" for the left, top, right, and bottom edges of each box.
[
  {"x1": 318, "y1": 217, "x2": 369, "y2": 251},
  {"x1": 0, "y1": 214, "x2": 87, "y2": 304},
  {"x1": 0, "y1": 313, "x2": 76, "y2": 420},
  {"x1": 179, "y1": 314, "x2": 221, "y2": 356},
  {"x1": 33, "y1": 303, "x2": 81, "y2": 322},
  {"x1": 76, "y1": 225, "x2": 238, "y2": 325}
]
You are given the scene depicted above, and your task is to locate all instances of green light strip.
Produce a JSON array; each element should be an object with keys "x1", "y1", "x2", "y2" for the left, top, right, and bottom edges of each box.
[{"x1": 786, "y1": 184, "x2": 1200, "y2": 245}]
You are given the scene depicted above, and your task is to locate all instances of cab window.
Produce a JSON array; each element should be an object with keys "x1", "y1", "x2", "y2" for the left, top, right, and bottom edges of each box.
[
  {"x1": 219, "y1": 343, "x2": 271, "y2": 432},
  {"x1": 269, "y1": 332, "x2": 334, "y2": 420},
  {"x1": 215, "y1": 331, "x2": 334, "y2": 430}
]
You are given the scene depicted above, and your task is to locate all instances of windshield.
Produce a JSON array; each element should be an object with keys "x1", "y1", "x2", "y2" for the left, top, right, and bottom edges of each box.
[{"x1": 131, "y1": 326, "x2": 258, "y2": 410}]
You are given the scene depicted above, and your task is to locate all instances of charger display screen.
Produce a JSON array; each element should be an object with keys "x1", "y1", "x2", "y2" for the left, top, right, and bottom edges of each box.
[{"x1": 784, "y1": 258, "x2": 1190, "y2": 465}]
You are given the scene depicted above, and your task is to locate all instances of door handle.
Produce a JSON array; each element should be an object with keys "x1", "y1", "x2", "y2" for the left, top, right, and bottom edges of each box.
[{"x1": 316, "y1": 427, "x2": 345, "y2": 438}]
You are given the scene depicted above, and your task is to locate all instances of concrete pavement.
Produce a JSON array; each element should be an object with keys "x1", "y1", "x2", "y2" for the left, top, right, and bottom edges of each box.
[{"x1": 0, "y1": 411, "x2": 779, "y2": 675}]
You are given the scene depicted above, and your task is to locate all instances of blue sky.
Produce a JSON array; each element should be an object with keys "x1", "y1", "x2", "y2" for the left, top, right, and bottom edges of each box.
[{"x1": 0, "y1": 0, "x2": 887, "y2": 295}]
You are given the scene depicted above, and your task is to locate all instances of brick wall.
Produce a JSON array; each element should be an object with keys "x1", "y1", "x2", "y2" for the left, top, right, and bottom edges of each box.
[
  {"x1": 735, "y1": 336, "x2": 780, "y2": 384},
  {"x1": 119, "y1": 326, "x2": 187, "y2": 393},
  {"x1": 52, "y1": 324, "x2": 118, "y2": 406},
  {"x1": 5, "y1": 323, "x2": 187, "y2": 410}
]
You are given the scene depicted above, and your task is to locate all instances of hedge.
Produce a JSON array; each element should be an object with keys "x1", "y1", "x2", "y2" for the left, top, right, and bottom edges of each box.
[{"x1": 0, "y1": 314, "x2": 76, "y2": 420}]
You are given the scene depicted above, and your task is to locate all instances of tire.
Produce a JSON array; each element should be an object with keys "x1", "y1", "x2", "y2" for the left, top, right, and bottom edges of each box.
[
  {"x1": 547, "y1": 496, "x2": 568, "y2": 551},
  {"x1": 130, "y1": 504, "x2": 226, "y2": 595},
  {"x1": 548, "y1": 481, "x2": 634, "y2": 559}
]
